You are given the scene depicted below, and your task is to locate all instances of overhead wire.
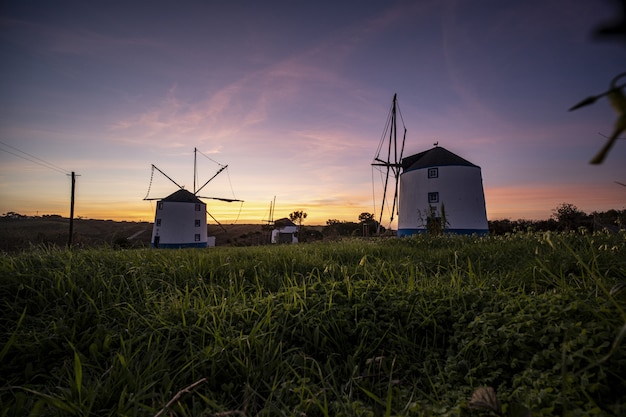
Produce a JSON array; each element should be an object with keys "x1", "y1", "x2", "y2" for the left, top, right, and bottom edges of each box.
[{"x1": 0, "y1": 141, "x2": 70, "y2": 175}]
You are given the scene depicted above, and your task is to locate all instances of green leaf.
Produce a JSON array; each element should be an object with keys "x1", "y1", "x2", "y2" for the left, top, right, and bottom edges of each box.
[
  {"x1": 74, "y1": 350, "x2": 83, "y2": 399},
  {"x1": 0, "y1": 307, "x2": 27, "y2": 362}
]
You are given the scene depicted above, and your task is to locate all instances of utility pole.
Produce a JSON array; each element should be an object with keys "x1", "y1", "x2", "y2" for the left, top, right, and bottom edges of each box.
[{"x1": 68, "y1": 171, "x2": 76, "y2": 247}]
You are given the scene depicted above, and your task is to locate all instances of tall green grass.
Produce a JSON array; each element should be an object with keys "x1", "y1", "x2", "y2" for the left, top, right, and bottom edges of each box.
[{"x1": 1, "y1": 231, "x2": 625, "y2": 416}]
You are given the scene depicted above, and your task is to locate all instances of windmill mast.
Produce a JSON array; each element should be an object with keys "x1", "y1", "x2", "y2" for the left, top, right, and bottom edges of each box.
[{"x1": 371, "y1": 93, "x2": 407, "y2": 235}]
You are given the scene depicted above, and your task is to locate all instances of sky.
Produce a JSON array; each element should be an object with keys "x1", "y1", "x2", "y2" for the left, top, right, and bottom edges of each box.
[{"x1": 1, "y1": 0, "x2": 625, "y2": 228}]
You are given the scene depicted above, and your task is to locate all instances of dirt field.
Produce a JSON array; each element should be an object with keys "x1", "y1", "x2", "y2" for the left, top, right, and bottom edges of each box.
[{"x1": 0, "y1": 216, "x2": 270, "y2": 252}]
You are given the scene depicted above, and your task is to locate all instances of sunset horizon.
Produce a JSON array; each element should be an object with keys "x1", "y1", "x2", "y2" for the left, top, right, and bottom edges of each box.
[{"x1": 2, "y1": 1, "x2": 624, "y2": 227}]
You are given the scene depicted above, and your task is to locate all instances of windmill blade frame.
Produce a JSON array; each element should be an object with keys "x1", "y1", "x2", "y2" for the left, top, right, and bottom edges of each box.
[{"x1": 371, "y1": 93, "x2": 407, "y2": 235}]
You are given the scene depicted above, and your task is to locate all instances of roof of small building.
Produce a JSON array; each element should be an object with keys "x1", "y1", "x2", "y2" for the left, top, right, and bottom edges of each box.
[
  {"x1": 161, "y1": 189, "x2": 204, "y2": 204},
  {"x1": 274, "y1": 217, "x2": 296, "y2": 228},
  {"x1": 401, "y1": 146, "x2": 478, "y2": 171}
]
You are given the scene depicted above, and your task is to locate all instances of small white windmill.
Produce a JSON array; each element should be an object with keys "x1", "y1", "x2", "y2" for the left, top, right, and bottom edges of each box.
[{"x1": 144, "y1": 148, "x2": 243, "y2": 248}]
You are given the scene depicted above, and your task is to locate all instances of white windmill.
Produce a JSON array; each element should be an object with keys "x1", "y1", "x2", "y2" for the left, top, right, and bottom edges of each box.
[
  {"x1": 372, "y1": 94, "x2": 488, "y2": 236},
  {"x1": 144, "y1": 148, "x2": 243, "y2": 248}
]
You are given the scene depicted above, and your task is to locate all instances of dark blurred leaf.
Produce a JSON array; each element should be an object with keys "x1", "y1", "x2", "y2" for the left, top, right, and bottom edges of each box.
[
  {"x1": 569, "y1": 95, "x2": 599, "y2": 111},
  {"x1": 508, "y1": 402, "x2": 532, "y2": 417}
]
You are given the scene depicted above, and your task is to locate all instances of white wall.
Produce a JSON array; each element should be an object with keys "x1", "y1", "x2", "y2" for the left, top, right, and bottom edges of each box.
[
  {"x1": 271, "y1": 226, "x2": 298, "y2": 244},
  {"x1": 151, "y1": 201, "x2": 208, "y2": 246},
  {"x1": 398, "y1": 165, "x2": 488, "y2": 231}
]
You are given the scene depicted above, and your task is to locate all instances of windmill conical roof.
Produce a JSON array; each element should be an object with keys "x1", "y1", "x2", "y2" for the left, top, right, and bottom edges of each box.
[
  {"x1": 401, "y1": 146, "x2": 478, "y2": 172},
  {"x1": 161, "y1": 189, "x2": 204, "y2": 204}
]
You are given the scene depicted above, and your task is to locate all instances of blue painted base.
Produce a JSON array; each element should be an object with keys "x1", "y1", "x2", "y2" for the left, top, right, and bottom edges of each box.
[
  {"x1": 398, "y1": 228, "x2": 488, "y2": 237},
  {"x1": 151, "y1": 242, "x2": 208, "y2": 249}
]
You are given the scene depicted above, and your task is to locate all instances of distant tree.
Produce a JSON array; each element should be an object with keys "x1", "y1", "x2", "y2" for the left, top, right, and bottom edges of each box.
[
  {"x1": 2, "y1": 212, "x2": 26, "y2": 219},
  {"x1": 488, "y1": 218, "x2": 559, "y2": 234},
  {"x1": 591, "y1": 209, "x2": 626, "y2": 231},
  {"x1": 488, "y1": 208, "x2": 626, "y2": 235},
  {"x1": 551, "y1": 203, "x2": 589, "y2": 231},
  {"x1": 358, "y1": 212, "x2": 379, "y2": 236},
  {"x1": 358, "y1": 212, "x2": 375, "y2": 223},
  {"x1": 289, "y1": 210, "x2": 307, "y2": 225},
  {"x1": 324, "y1": 219, "x2": 361, "y2": 238},
  {"x1": 325, "y1": 219, "x2": 341, "y2": 238},
  {"x1": 289, "y1": 210, "x2": 307, "y2": 241}
]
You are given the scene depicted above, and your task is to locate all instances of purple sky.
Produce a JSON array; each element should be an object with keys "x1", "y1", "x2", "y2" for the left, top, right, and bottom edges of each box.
[{"x1": 1, "y1": 0, "x2": 624, "y2": 226}]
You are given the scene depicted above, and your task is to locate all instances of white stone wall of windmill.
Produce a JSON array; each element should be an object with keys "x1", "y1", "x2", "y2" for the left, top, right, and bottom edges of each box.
[
  {"x1": 398, "y1": 146, "x2": 488, "y2": 236},
  {"x1": 150, "y1": 189, "x2": 210, "y2": 248}
]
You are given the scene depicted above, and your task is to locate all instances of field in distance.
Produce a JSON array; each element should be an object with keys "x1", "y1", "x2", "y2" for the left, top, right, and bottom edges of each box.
[{"x1": 0, "y1": 216, "x2": 268, "y2": 251}]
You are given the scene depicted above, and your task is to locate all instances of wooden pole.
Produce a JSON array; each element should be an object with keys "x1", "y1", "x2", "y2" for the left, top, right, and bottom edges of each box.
[{"x1": 68, "y1": 171, "x2": 75, "y2": 247}]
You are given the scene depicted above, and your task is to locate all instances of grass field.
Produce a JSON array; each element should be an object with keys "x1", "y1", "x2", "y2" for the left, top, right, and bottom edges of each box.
[{"x1": 1, "y1": 231, "x2": 625, "y2": 416}]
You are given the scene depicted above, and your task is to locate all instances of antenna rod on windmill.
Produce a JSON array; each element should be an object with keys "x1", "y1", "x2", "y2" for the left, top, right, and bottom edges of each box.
[{"x1": 391, "y1": 94, "x2": 397, "y2": 221}]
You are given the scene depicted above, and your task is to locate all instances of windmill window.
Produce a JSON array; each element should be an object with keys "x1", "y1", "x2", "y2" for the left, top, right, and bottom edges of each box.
[
  {"x1": 194, "y1": 234, "x2": 201, "y2": 242},
  {"x1": 157, "y1": 202, "x2": 163, "y2": 210},
  {"x1": 195, "y1": 204, "x2": 201, "y2": 211},
  {"x1": 428, "y1": 192, "x2": 439, "y2": 203},
  {"x1": 156, "y1": 218, "x2": 162, "y2": 227},
  {"x1": 195, "y1": 219, "x2": 201, "y2": 227},
  {"x1": 428, "y1": 168, "x2": 438, "y2": 178}
]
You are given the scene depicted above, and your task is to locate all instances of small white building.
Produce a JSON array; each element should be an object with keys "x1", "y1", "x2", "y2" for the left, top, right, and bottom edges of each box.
[
  {"x1": 398, "y1": 146, "x2": 488, "y2": 236},
  {"x1": 271, "y1": 218, "x2": 298, "y2": 244},
  {"x1": 151, "y1": 189, "x2": 210, "y2": 248}
]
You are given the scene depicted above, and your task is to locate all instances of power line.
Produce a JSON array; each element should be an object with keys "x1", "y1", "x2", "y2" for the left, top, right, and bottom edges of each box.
[
  {"x1": 0, "y1": 141, "x2": 70, "y2": 175},
  {"x1": 0, "y1": 147, "x2": 69, "y2": 175}
]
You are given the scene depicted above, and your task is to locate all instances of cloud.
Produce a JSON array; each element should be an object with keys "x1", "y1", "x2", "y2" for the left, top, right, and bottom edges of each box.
[{"x1": 107, "y1": 1, "x2": 432, "y2": 152}]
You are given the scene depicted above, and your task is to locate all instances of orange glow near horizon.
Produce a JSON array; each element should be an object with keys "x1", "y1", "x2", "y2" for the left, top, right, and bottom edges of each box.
[
  {"x1": 21, "y1": 199, "x2": 379, "y2": 226},
  {"x1": 8, "y1": 182, "x2": 623, "y2": 226},
  {"x1": 485, "y1": 183, "x2": 625, "y2": 221}
]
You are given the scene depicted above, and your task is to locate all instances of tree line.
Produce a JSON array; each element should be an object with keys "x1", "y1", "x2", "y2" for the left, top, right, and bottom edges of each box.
[
  {"x1": 293, "y1": 203, "x2": 625, "y2": 242},
  {"x1": 489, "y1": 203, "x2": 625, "y2": 235}
]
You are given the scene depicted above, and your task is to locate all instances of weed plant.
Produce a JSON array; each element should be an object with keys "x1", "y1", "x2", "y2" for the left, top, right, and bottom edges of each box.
[{"x1": 1, "y1": 230, "x2": 625, "y2": 416}]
